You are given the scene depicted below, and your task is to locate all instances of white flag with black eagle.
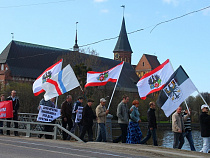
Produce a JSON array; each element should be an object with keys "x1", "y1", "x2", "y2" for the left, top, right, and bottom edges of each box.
[{"x1": 157, "y1": 66, "x2": 197, "y2": 117}]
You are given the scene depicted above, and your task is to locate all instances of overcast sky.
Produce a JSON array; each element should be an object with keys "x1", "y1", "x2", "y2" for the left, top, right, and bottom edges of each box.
[{"x1": 0, "y1": 0, "x2": 210, "y2": 94}]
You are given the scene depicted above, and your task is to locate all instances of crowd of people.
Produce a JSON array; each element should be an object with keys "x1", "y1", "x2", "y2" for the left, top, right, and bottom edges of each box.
[{"x1": 0, "y1": 90, "x2": 209, "y2": 154}]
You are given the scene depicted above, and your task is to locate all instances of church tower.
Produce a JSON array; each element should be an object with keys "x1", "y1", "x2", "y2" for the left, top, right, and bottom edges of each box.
[
  {"x1": 73, "y1": 22, "x2": 79, "y2": 51},
  {"x1": 113, "y1": 17, "x2": 132, "y2": 64}
]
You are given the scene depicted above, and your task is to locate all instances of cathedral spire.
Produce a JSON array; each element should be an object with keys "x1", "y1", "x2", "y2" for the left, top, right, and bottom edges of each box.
[
  {"x1": 113, "y1": 11, "x2": 133, "y2": 64},
  {"x1": 73, "y1": 22, "x2": 79, "y2": 51}
]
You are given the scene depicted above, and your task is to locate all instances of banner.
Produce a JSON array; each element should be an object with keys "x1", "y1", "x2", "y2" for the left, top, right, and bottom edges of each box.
[
  {"x1": 0, "y1": 101, "x2": 13, "y2": 118},
  {"x1": 137, "y1": 59, "x2": 174, "y2": 100},
  {"x1": 33, "y1": 59, "x2": 63, "y2": 96},
  {"x1": 85, "y1": 61, "x2": 124, "y2": 87},
  {"x1": 157, "y1": 66, "x2": 197, "y2": 117},
  {"x1": 37, "y1": 105, "x2": 61, "y2": 122},
  {"x1": 42, "y1": 64, "x2": 80, "y2": 101},
  {"x1": 75, "y1": 106, "x2": 83, "y2": 123}
]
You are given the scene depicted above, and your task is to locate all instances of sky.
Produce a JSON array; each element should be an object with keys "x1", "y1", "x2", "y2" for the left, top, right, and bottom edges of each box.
[{"x1": 0, "y1": 0, "x2": 210, "y2": 94}]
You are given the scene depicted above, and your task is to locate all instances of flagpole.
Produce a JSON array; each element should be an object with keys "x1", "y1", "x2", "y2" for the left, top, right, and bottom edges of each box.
[
  {"x1": 107, "y1": 62, "x2": 124, "y2": 110},
  {"x1": 80, "y1": 85, "x2": 87, "y2": 101},
  {"x1": 55, "y1": 96, "x2": 58, "y2": 108},
  {"x1": 54, "y1": 58, "x2": 63, "y2": 108},
  {"x1": 196, "y1": 89, "x2": 208, "y2": 105},
  {"x1": 184, "y1": 100, "x2": 190, "y2": 115}
]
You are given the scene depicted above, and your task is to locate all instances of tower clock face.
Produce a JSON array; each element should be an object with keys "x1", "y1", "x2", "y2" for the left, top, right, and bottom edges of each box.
[{"x1": 115, "y1": 53, "x2": 119, "y2": 59}]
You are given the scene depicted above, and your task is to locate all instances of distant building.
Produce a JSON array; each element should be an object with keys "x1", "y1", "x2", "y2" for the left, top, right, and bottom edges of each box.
[{"x1": 135, "y1": 54, "x2": 160, "y2": 78}]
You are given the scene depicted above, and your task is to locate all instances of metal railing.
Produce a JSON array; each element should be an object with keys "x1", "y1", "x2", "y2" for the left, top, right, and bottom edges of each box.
[{"x1": 0, "y1": 119, "x2": 83, "y2": 142}]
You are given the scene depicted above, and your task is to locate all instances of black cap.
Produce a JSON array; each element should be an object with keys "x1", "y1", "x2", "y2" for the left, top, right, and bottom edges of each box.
[
  {"x1": 87, "y1": 99, "x2": 94, "y2": 102},
  {"x1": 78, "y1": 96, "x2": 84, "y2": 100}
]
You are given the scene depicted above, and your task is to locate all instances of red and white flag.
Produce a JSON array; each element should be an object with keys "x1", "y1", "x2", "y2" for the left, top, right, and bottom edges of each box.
[
  {"x1": 137, "y1": 59, "x2": 174, "y2": 100},
  {"x1": 32, "y1": 59, "x2": 63, "y2": 96},
  {"x1": 85, "y1": 62, "x2": 124, "y2": 87}
]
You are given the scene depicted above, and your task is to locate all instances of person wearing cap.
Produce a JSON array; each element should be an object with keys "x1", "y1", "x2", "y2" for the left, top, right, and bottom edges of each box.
[
  {"x1": 200, "y1": 104, "x2": 210, "y2": 153},
  {"x1": 70, "y1": 96, "x2": 84, "y2": 137},
  {"x1": 113, "y1": 95, "x2": 130, "y2": 143},
  {"x1": 79, "y1": 99, "x2": 96, "y2": 142},
  {"x1": 96, "y1": 98, "x2": 109, "y2": 142},
  {"x1": 61, "y1": 95, "x2": 73, "y2": 140}
]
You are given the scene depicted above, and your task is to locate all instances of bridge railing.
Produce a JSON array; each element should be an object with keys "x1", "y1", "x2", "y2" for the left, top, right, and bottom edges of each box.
[{"x1": 0, "y1": 119, "x2": 83, "y2": 142}]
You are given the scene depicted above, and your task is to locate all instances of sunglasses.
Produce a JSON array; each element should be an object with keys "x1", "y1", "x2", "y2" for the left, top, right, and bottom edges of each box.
[{"x1": 204, "y1": 107, "x2": 209, "y2": 109}]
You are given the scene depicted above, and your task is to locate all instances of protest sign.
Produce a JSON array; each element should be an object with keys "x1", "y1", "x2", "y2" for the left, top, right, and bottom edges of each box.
[
  {"x1": 75, "y1": 106, "x2": 83, "y2": 123},
  {"x1": 37, "y1": 105, "x2": 61, "y2": 122},
  {"x1": 0, "y1": 101, "x2": 13, "y2": 119}
]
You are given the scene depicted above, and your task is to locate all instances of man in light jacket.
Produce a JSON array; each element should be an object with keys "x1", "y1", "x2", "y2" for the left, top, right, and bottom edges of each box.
[
  {"x1": 95, "y1": 98, "x2": 109, "y2": 142},
  {"x1": 172, "y1": 106, "x2": 189, "y2": 149}
]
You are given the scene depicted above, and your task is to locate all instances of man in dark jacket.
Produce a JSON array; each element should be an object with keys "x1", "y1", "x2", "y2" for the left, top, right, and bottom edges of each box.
[
  {"x1": 140, "y1": 101, "x2": 158, "y2": 146},
  {"x1": 79, "y1": 99, "x2": 96, "y2": 142},
  {"x1": 61, "y1": 95, "x2": 73, "y2": 140},
  {"x1": 200, "y1": 104, "x2": 210, "y2": 153},
  {"x1": 6, "y1": 90, "x2": 20, "y2": 136}
]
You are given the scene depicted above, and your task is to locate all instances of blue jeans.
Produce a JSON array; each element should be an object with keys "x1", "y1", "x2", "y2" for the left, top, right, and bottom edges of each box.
[
  {"x1": 96, "y1": 123, "x2": 106, "y2": 142},
  {"x1": 183, "y1": 130, "x2": 196, "y2": 151},
  {"x1": 173, "y1": 132, "x2": 184, "y2": 149},
  {"x1": 140, "y1": 128, "x2": 158, "y2": 146}
]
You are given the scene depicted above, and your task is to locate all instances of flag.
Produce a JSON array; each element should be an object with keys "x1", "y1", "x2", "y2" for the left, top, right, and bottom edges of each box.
[
  {"x1": 85, "y1": 61, "x2": 124, "y2": 87},
  {"x1": 137, "y1": 59, "x2": 174, "y2": 100},
  {"x1": 32, "y1": 59, "x2": 63, "y2": 96},
  {"x1": 42, "y1": 64, "x2": 80, "y2": 101},
  {"x1": 157, "y1": 66, "x2": 197, "y2": 117}
]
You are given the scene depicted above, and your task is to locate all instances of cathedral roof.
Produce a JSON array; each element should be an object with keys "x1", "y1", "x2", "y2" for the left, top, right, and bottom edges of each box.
[
  {"x1": 0, "y1": 40, "x2": 68, "y2": 78},
  {"x1": 113, "y1": 17, "x2": 132, "y2": 53},
  {"x1": 0, "y1": 40, "x2": 139, "y2": 92}
]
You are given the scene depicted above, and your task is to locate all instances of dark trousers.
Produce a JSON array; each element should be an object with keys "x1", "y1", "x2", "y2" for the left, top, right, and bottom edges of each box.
[
  {"x1": 173, "y1": 132, "x2": 184, "y2": 149},
  {"x1": 113, "y1": 124, "x2": 128, "y2": 143},
  {"x1": 140, "y1": 128, "x2": 158, "y2": 146},
  {"x1": 7, "y1": 114, "x2": 18, "y2": 136},
  {"x1": 38, "y1": 120, "x2": 56, "y2": 139},
  {"x1": 62, "y1": 117, "x2": 73, "y2": 140},
  {"x1": 0, "y1": 120, "x2": 3, "y2": 134},
  {"x1": 80, "y1": 125, "x2": 93, "y2": 141}
]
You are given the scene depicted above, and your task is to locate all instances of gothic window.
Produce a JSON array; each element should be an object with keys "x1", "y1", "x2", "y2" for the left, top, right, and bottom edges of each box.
[
  {"x1": 143, "y1": 62, "x2": 144, "y2": 66},
  {"x1": 1, "y1": 64, "x2": 4, "y2": 70}
]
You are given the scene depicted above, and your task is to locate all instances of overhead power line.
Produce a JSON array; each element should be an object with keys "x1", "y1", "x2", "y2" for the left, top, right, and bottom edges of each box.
[
  {"x1": 1, "y1": 5, "x2": 210, "y2": 61},
  {"x1": 0, "y1": 0, "x2": 74, "y2": 9},
  {"x1": 150, "y1": 5, "x2": 210, "y2": 33},
  {"x1": 80, "y1": 5, "x2": 210, "y2": 47}
]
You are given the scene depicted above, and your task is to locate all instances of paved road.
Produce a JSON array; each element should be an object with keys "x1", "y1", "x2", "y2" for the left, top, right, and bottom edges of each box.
[
  {"x1": 0, "y1": 136, "x2": 144, "y2": 158},
  {"x1": 0, "y1": 136, "x2": 208, "y2": 158}
]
